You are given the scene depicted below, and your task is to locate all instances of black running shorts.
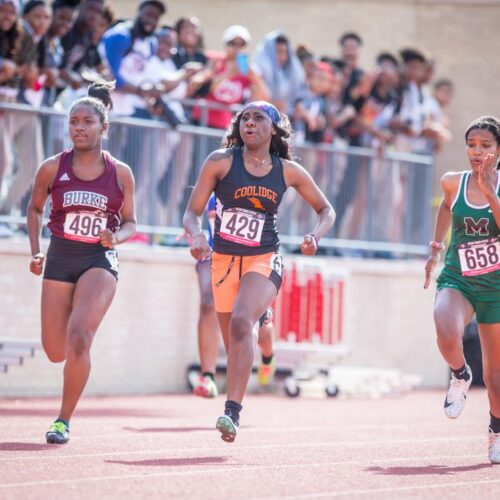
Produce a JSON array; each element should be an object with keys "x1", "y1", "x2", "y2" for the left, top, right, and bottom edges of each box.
[{"x1": 43, "y1": 235, "x2": 119, "y2": 283}]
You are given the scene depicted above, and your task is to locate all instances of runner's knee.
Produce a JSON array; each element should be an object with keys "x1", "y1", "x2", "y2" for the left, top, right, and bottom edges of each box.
[
  {"x1": 434, "y1": 313, "x2": 463, "y2": 344},
  {"x1": 229, "y1": 314, "x2": 254, "y2": 343},
  {"x1": 66, "y1": 328, "x2": 93, "y2": 359}
]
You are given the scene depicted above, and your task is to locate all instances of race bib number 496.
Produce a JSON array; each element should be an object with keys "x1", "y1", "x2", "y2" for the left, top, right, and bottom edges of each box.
[
  {"x1": 219, "y1": 207, "x2": 265, "y2": 247},
  {"x1": 64, "y1": 212, "x2": 108, "y2": 243},
  {"x1": 458, "y1": 237, "x2": 500, "y2": 276}
]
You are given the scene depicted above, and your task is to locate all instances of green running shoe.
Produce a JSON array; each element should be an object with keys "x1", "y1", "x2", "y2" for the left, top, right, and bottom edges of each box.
[
  {"x1": 46, "y1": 420, "x2": 70, "y2": 444},
  {"x1": 216, "y1": 414, "x2": 238, "y2": 443}
]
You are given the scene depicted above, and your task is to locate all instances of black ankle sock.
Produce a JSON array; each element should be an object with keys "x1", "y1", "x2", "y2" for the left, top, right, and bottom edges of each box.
[
  {"x1": 490, "y1": 413, "x2": 500, "y2": 433},
  {"x1": 55, "y1": 418, "x2": 69, "y2": 427},
  {"x1": 261, "y1": 354, "x2": 274, "y2": 365},
  {"x1": 202, "y1": 372, "x2": 215, "y2": 382},
  {"x1": 452, "y1": 364, "x2": 470, "y2": 381},
  {"x1": 224, "y1": 400, "x2": 242, "y2": 424}
]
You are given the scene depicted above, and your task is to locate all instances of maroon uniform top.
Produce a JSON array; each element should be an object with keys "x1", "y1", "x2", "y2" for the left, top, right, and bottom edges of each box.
[{"x1": 48, "y1": 149, "x2": 124, "y2": 244}]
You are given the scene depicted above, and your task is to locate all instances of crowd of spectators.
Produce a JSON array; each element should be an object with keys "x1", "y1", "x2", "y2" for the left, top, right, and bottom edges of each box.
[
  {"x1": 0, "y1": 0, "x2": 454, "y2": 150},
  {"x1": 0, "y1": 0, "x2": 455, "y2": 244}
]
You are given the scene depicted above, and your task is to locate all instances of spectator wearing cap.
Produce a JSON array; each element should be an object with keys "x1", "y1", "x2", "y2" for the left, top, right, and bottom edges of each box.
[
  {"x1": 100, "y1": 0, "x2": 166, "y2": 117},
  {"x1": 191, "y1": 24, "x2": 269, "y2": 129},
  {"x1": 253, "y1": 30, "x2": 307, "y2": 115}
]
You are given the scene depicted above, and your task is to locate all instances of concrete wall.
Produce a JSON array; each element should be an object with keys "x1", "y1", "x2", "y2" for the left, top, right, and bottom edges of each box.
[
  {"x1": 0, "y1": 239, "x2": 446, "y2": 396},
  {"x1": 110, "y1": 0, "x2": 500, "y2": 192}
]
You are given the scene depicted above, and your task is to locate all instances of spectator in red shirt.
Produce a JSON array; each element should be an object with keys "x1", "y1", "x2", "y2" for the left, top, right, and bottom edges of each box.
[{"x1": 192, "y1": 25, "x2": 268, "y2": 129}]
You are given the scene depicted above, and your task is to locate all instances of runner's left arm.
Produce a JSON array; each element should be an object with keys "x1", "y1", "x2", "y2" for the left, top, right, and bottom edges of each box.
[
  {"x1": 100, "y1": 162, "x2": 137, "y2": 248},
  {"x1": 284, "y1": 160, "x2": 335, "y2": 255}
]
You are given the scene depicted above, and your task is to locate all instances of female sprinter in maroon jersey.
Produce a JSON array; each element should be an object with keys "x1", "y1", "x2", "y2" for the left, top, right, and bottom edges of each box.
[
  {"x1": 27, "y1": 81, "x2": 136, "y2": 444},
  {"x1": 183, "y1": 101, "x2": 335, "y2": 442}
]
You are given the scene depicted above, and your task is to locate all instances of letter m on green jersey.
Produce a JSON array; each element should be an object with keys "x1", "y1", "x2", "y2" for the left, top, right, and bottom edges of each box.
[{"x1": 464, "y1": 217, "x2": 489, "y2": 236}]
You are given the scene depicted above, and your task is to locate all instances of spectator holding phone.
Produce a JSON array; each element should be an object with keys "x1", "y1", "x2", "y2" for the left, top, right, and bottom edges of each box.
[{"x1": 192, "y1": 24, "x2": 269, "y2": 129}]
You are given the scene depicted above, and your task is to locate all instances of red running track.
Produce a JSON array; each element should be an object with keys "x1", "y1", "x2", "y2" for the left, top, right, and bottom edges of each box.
[{"x1": 0, "y1": 390, "x2": 498, "y2": 499}]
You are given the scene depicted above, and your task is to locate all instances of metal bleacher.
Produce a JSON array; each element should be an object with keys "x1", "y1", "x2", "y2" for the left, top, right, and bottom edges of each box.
[{"x1": 0, "y1": 338, "x2": 41, "y2": 374}]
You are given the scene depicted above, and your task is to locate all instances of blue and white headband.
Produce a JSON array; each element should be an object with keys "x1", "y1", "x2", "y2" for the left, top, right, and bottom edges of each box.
[{"x1": 242, "y1": 101, "x2": 281, "y2": 125}]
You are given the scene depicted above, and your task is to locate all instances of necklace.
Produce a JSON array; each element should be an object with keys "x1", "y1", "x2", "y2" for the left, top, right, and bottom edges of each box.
[{"x1": 243, "y1": 151, "x2": 271, "y2": 167}]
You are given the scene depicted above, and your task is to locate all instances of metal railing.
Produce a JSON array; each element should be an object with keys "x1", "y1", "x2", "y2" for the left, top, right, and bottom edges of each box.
[{"x1": 0, "y1": 101, "x2": 434, "y2": 257}]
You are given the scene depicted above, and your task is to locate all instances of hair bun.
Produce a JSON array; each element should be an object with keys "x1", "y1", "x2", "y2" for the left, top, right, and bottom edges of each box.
[{"x1": 88, "y1": 81, "x2": 116, "y2": 110}]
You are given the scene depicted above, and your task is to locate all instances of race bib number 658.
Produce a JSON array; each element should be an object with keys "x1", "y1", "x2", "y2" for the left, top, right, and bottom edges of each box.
[
  {"x1": 64, "y1": 211, "x2": 108, "y2": 243},
  {"x1": 220, "y1": 207, "x2": 265, "y2": 247},
  {"x1": 458, "y1": 237, "x2": 500, "y2": 276}
]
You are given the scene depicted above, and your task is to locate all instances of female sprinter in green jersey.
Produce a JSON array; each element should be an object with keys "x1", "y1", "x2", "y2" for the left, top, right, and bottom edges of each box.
[{"x1": 424, "y1": 116, "x2": 500, "y2": 463}]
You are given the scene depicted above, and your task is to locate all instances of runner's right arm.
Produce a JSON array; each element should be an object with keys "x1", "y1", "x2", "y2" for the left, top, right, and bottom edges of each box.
[
  {"x1": 27, "y1": 157, "x2": 59, "y2": 275},
  {"x1": 424, "y1": 172, "x2": 459, "y2": 288}
]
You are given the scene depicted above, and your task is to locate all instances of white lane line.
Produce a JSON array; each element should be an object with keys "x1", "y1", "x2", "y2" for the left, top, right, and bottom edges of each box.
[
  {"x1": 264, "y1": 478, "x2": 500, "y2": 499},
  {"x1": 0, "y1": 435, "x2": 486, "y2": 462},
  {"x1": 0, "y1": 454, "x2": 488, "y2": 490}
]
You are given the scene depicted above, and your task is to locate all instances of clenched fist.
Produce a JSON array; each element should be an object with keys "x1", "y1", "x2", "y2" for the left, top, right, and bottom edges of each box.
[
  {"x1": 301, "y1": 234, "x2": 318, "y2": 256},
  {"x1": 99, "y1": 229, "x2": 116, "y2": 248},
  {"x1": 30, "y1": 253, "x2": 45, "y2": 276}
]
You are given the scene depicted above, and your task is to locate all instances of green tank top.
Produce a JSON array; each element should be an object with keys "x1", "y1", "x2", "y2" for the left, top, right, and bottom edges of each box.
[{"x1": 444, "y1": 170, "x2": 500, "y2": 280}]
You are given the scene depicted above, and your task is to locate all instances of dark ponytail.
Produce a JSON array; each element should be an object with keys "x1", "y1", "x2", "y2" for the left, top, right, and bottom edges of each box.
[{"x1": 69, "y1": 81, "x2": 115, "y2": 123}]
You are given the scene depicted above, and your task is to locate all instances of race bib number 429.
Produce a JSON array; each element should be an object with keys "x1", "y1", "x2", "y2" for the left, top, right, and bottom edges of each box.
[
  {"x1": 64, "y1": 211, "x2": 108, "y2": 243},
  {"x1": 219, "y1": 207, "x2": 265, "y2": 247},
  {"x1": 458, "y1": 237, "x2": 500, "y2": 276}
]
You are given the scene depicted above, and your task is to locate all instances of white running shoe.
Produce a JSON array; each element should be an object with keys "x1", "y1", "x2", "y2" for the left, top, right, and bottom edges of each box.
[
  {"x1": 489, "y1": 429, "x2": 500, "y2": 464},
  {"x1": 443, "y1": 365, "x2": 472, "y2": 419}
]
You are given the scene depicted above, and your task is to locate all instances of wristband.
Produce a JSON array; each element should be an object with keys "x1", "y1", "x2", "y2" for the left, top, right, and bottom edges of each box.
[{"x1": 429, "y1": 241, "x2": 445, "y2": 250}]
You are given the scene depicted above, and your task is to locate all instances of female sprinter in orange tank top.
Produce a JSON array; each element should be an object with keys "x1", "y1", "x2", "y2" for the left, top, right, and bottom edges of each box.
[
  {"x1": 27, "y1": 81, "x2": 136, "y2": 444},
  {"x1": 183, "y1": 101, "x2": 335, "y2": 442}
]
